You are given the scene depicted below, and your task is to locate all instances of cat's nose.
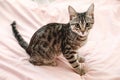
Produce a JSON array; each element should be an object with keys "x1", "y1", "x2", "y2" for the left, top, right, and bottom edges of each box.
[{"x1": 81, "y1": 31, "x2": 85, "y2": 34}]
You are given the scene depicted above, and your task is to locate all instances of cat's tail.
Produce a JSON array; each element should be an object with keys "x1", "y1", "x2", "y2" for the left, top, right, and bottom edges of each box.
[{"x1": 11, "y1": 21, "x2": 29, "y2": 52}]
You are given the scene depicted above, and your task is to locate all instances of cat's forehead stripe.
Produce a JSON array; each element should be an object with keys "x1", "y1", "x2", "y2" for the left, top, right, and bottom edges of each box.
[{"x1": 78, "y1": 13, "x2": 86, "y2": 24}]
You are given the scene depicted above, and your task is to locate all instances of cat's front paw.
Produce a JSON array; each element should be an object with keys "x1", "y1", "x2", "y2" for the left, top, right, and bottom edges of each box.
[
  {"x1": 79, "y1": 68, "x2": 86, "y2": 76},
  {"x1": 74, "y1": 67, "x2": 86, "y2": 76},
  {"x1": 78, "y1": 57, "x2": 85, "y2": 63}
]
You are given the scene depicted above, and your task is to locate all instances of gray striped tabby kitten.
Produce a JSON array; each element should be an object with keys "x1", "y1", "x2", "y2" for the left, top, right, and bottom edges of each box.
[{"x1": 11, "y1": 4, "x2": 94, "y2": 76}]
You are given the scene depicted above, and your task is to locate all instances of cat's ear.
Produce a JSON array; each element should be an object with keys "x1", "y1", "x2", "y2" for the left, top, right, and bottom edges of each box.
[
  {"x1": 68, "y1": 6, "x2": 77, "y2": 20},
  {"x1": 86, "y1": 3, "x2": 94, "y2": 17}
]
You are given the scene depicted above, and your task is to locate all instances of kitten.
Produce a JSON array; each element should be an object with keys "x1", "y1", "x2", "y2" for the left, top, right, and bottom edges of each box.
[{"x1": 11, "y1": 4, "x2": 94, "y2": 76}]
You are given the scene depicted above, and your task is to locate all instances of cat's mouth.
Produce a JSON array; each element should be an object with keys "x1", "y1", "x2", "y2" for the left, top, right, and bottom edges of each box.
[{"x1": 78, "y1": 31, "x2": 88, "y2": 37}]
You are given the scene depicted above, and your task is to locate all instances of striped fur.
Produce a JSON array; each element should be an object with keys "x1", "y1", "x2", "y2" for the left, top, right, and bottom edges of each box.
[
  {"x1": 11, "y1": 21, "x2": 29, "y2": 54},
  {"x1": 11, "y1": 4, "x2": 94, "y2": 76}
]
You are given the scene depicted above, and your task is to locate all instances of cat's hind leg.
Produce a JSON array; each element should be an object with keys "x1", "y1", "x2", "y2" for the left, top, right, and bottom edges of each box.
[
  {"x1": 29, "y1": 57, "x2": 57, "y2": 66},
  {"x1": 29, "y1": 57, "x2": 43, "y2": 66},
  {"x1": 43, "y1": 59, "x2": 57, "y2": 66}
]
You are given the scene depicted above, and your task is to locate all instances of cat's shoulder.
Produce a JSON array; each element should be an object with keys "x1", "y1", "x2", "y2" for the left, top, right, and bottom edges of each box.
[
  {"x1": 45, "y1": 22, "x2": 69, "y2": 27},
  {"x1": 45, "y1": 23, "x2": 62, "y2": 28}
]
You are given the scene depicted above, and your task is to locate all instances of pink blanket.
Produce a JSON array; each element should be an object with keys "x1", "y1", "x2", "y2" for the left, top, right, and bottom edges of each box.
[{"x1": 0, "y1": 0, "x2": 120, "y2": 80}]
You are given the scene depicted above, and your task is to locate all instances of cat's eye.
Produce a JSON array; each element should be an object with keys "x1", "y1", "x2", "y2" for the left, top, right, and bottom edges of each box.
[
  {"x1": 75, "y1": 24, "x2": 79, "y2": 27},
  {"x1": 86, "y1": 23, "x2": 90, "y2": 27}
]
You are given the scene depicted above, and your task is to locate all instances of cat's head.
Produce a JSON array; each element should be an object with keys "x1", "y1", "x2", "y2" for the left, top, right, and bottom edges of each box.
[{"x1": 68, "y1": 4, "x2": 94, "y2": 37}]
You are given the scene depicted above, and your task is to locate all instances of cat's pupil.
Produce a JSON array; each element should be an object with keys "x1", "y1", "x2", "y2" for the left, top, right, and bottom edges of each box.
[
  {"x1": 75, "y1": 24, "x2": 79, "y2": 27},
  {"x1": 86, "y1": 23, "x2": 89, "y2": 27}
]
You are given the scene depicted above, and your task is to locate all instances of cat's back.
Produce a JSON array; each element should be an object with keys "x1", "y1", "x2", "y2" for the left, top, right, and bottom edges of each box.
[
  {"x1": 28, "y1": 23, "x2": 68, "y2": 47},
  {"x1": 27, "y1": 22, "x2": 68, "y2": 54},
  {"x1": 33, "y1": 23, "x2": 62, "y2": 37}
]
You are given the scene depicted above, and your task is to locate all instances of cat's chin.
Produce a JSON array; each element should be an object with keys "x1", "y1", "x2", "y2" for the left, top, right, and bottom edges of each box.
[
  {"x1": 79, "y1": 35, "x2": 86, "y2": 37},
  {"x1": 78, "y1": 33, "x2": 88, "y2": 37}
]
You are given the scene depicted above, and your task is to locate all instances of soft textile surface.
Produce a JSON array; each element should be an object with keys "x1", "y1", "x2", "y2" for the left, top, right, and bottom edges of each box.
[{"x1": 0, "y1": 0, "x2": 120, "y2": 80}]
